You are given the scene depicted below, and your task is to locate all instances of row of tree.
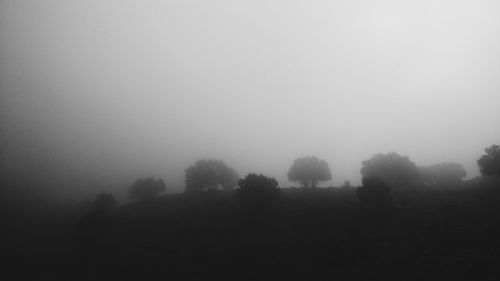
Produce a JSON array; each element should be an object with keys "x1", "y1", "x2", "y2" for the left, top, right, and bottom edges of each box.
[
  {"x1": 124, "y1": 144, "x2": 500, "y2": 202},
  {"x1": 82, "y1": 144, "x2": 499, "y2": 216}
]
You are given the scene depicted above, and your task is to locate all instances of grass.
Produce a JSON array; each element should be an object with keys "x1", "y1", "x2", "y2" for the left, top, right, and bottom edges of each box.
[{"x1": 3, "y1": 180, "x2": 500, "y2": 280}]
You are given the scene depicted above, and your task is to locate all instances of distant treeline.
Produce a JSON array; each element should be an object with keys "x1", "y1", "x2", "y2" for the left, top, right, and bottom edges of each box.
[{"x1": 86, "y1": 144, "x2": 500, "y2": 212}]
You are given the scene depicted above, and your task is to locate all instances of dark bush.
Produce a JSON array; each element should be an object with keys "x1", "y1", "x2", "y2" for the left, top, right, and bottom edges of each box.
[
  {"x1": 93, "y1": 193, "x2": 117, "y2": 213},
  {"x1": 236, "y1": 173, "x2": 280, "y2": 213},
  {"x1": 129, "y1": 178, "x2": 166, "y2": 201},
  {"x1": 356, "y1": 177, "x2": 392, "y2": 210},
  {"x1": 478, "y1": 145, "x2": 500, "y2": 177},
  {"x1": 75, "y1": 193, "x2": 116, "y2": 262}
]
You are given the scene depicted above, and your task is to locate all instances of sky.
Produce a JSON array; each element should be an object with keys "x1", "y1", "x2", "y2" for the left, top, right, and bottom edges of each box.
[{"x1": 1, "y1": 0, "x2": 500, "y2": 202}]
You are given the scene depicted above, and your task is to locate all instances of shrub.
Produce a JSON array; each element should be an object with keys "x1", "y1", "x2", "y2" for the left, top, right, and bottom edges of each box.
[
  {"x1": 356, "y1": 177, "x2": 392, "y2": 210},
  {"x1": 478, "y1": 145, "x2": 500, "y2": 177},
  {"x1": 236, "y1": 173, "x2": 280, "y2": 213},
  {"x1": 129, "y1": 178, "x2": 166, "y2": 201},
  {"x1": 93, "y1": 193, "x2": 117, "y2": 213}
]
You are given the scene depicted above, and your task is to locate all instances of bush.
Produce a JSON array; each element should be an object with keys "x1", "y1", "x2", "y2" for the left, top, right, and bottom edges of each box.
[
  {"x1": 129, "y1": 178, "x2": 166, "y2": 201},
  {"x1": 236, "y1": 173, "x2": 280, "y2": 213},
  {"x1": 93, "y1": 193, "x2": 117, "y2": 213},
  {"x1": 356, "y1": 178, "x2": 392, "y2": 210},
  {"x1": 478, "y1": 145, "x2": 500, "y2": 177}
]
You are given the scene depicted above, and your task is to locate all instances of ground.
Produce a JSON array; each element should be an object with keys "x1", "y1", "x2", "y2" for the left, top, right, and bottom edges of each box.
[{"x1": 3, "y1": 181, "x2": 500, "y2": 281}]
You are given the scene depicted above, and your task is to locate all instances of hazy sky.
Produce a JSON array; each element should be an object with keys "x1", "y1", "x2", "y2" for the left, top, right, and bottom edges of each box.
[{"x1": 1, "y1": 0, "x2": 500, "y2": 201}]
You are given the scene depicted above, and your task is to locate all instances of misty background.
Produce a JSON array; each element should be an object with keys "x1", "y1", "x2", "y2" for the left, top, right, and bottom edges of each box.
[{"x1": 1, "y1": 0, "x2": 499, "y2": 204}]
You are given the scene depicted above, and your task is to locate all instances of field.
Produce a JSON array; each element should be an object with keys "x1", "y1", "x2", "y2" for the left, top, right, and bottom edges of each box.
[{"x1": 3, "y1": 179, "x2": 500, "y2": 281}]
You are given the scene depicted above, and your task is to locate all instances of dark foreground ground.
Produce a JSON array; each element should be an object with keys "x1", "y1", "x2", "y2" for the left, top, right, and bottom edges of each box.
[{"x1": 3, "y1": 182, "x2": 500, "y2": 281}]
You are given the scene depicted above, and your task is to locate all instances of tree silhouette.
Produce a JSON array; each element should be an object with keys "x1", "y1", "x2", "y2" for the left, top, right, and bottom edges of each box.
[
  {"x1": 478, "y1": 145, "x2": 500, "y2": 177},
  {"x1": 185, "y1": 159, "x2": 239, "y2": 192},
  {"x1": 361, "y1": 152, "x2": 418, "y2": 189},
  {"x1": 356, "y1": 177, "x2": 392, "y2": 210},
  {"x1": 236, "y1": 173, "x2": 280, "y2": 212},
  {"x1": 93, "y1": 193, "x2": 117, "y2": 213},
  {"x1": 288, "y1": 156, "x2": 332, "y2": 188},
  {"x1": 341, "y1": 180, "x2": 352, "y2": 188},
  {"x1": 76, "y1": 193, "x2": 116, "y2": 262},
  {"x1": 418, "y1": 163, "x2": 466, "y2": 186},
  {"x1": 220, "y1": 166, "x2": 240, "y2": 192},
  {"x1": 129, "y1": 178, "x2": 166, "y2": 201}
]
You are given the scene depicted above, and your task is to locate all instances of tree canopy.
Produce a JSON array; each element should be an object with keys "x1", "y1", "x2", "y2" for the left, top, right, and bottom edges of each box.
[
  {"x1": 418, "y1": 163, "x2": 466, "y2": 186},
  {"x1": 129, "y1": 178, "x2": 166, "y2": 201},
  {"x1": 360, "y1": 152, "x2": 418, "y2": 189},
  {"x1": 185, "y1": 159, "x2": 239, "y2": 192},
  {"x1": 236, "y1": 173, "x2": 280, "y2": 212},
  {"x1": 288, "y1": 156, "x2": 332, "y2": 188},
  {"x1": 478, "y1": 145, "x2": 500, "y2": 177},
  {"x1": 93, "y1": 193, "x2": 117, "y2": 212}
]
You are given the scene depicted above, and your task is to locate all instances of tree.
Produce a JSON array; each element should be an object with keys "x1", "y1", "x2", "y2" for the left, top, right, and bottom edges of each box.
[
  {"x1": 360, "y1": 152, "x2": 418, "y2": 189},
  {"x1": 220, "y1": 167, "x2": 240, "y2": 191},
  {"x1": 418, "y1": 163, "x2": 466, "y2": 186},
  {"x1": 93, "y1": 193, "x2": 117, "y2": 213},
  {"x1": 76, "y1": 193, "x2": 116, "y2": 260},
  {"x1": 356, "y1": 177, "x2": 392, "y2": 210},
  {"x1": 185, "y1": 159, "x2": 239, "y2": 192},
  {"x1": 236, "y1": 173, "x2": 280, "y2": 212},
  {"x1": 340, "y1": 180, "x2": 352, "y2": 189},
  {"x1": 288, "y1": 156, "x2": 332, "y2": 188},
  {"x1": 129, "y1": 178, "x2": 166, "y2": 201},
  {"x1": 478, "y1": 145, "x2": 500, "y2": 177}
]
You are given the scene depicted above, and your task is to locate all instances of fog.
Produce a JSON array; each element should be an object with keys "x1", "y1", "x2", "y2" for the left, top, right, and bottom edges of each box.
[{"x1": 1, "y1": 0, "x2": 500, "y2": 203}]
